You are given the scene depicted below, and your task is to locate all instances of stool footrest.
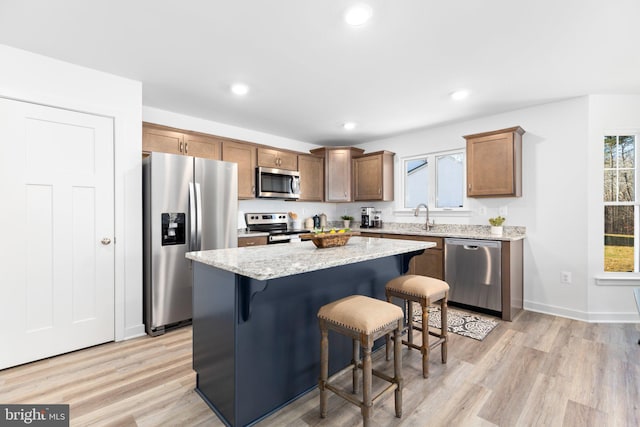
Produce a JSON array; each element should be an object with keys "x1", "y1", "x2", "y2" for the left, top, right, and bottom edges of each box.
[{"x1": 325, "y1": 381, "x2": 398, "y2": 409}]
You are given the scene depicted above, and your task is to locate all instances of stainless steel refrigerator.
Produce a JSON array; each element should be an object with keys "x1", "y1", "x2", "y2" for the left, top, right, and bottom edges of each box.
[{"x1": 143, "y1": 152, "x2": 238, "y2": 336}]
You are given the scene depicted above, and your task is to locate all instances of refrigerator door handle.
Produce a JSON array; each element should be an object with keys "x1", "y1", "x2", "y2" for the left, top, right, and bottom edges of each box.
[
  {"x1": 195, "y1": 182, "x2": 203, "y2": 251},
  {"x1": 189, "y1": 182, "x2": 196, "y2": 251}
]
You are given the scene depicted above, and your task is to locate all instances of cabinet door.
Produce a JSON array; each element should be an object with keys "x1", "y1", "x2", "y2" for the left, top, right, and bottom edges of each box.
[
  {"x1": 382, "y1": 234, "x2": 444, "y2": 279},
  {"x1": 257, "y1": 148, "x2": 298, "y2": 170},
  {"x1": 238, "y1": 236, "x2": 268, "y2": 247},
  {"x1": 185, "y1": 133, "x2": 221, "y2": 160},
  {"x1": 298, "y1": 155, "x2": 323, "y2": 201},
  {"x1": 142, "y1": 125, "x2": 184, "y2": 155},
  {"x1": 354, "y1": 154, "x2": 383, "y2": 200},
  {"x1": 278, "y1": 151, "x2": 298, "y2": 171},
  {"x1": 222, "y1": 141, "x2": 257, "y2": 199},
  {"x1": 257, "y1": 148, "x2": 280, "y2": 168},
  {"x1": 326, "y1": 149, "x2": 352, "y2": 202},
  {"x1": 466, "y1": 127, "x2": 523, "y2": 197}
]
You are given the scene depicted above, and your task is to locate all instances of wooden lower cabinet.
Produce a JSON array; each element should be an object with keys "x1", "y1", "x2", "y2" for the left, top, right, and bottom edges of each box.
[
  {"x1": 381, "y1": 234, "x2": 444, "y2": 280},
  {"x1": 237, "y1": 235, "x2": 268, "y2": 247}
]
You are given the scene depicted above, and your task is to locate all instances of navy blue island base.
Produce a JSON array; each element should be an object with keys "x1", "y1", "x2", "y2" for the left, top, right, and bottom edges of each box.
[{"x1": 191, "y1": 250, "x2": 423, "y2": 427}]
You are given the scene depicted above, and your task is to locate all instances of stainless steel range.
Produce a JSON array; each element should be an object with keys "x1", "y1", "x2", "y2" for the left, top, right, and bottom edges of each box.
[{"x1": 245, "y1": 212, "x2": 309, "y2": 244}]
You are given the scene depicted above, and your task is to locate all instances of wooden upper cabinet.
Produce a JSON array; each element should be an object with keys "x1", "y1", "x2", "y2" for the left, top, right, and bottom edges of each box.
[
  {"x1": 183, "y1": 133, "x2": 221, "y2": 160},
  {"x1": 257, "y1": 147, "x2": 298, "y2": 171},
  {"x1": 142, "y1": 123, "x2": 221, "y2": 160},
  {"x1": 142, "y1": 124, "x2": 185, "y2": 155},
  {"x1": 222, "y1": 140, "x2": 257, "y2": 199},
  {"x1": 298, "y1": 154, "x2": 324, "y2": 201},
  {"x1": 353, "y1": 151, "x2": 394, "y2": 201},
  {"x1": 465, "y1": 126, "x2": 525, "y2": 197},
  {"x1": 310, "y1": 147, "x2": 364, "y2": 202}
]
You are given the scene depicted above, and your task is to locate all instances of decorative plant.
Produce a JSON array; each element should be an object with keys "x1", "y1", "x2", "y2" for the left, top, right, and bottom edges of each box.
[
  {"x1": 489, "y1": 216, "x2": 506, "y2": 226},
  {"x1": 340, "y1": 215, "x2": 354, "y2": 221}
]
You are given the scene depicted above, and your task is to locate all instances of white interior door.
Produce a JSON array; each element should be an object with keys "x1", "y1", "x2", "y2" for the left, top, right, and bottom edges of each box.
[{"x1": 0, "y1": 98, "x2": 115, "y2": 369}]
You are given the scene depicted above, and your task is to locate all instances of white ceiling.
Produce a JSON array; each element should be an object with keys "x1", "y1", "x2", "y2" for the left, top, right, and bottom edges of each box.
[{"x1": 1, "y1": 0, "x2": 639, "y2": 145}]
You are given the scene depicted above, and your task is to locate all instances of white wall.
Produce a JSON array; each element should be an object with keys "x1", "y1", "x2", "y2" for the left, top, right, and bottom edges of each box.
[
  {"x1": 0, "y1": 44, "x2": 145, "y2": 339},
  {"x1": 587, "y1": 95, "x2": 640, "y2": 321},
  {"x1": 360, "y1": 97, "x2": 594, "y2": 320}
]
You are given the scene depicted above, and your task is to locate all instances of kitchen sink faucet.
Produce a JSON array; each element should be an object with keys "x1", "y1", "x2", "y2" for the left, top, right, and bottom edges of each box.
[{"x1": 414, "y1": 203, "x2": 432, "y2": 231}]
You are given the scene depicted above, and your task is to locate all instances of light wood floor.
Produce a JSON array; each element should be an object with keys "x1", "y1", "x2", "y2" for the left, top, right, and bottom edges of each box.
[{"x1": 1, "y1": 310, "x2": 639, "y2": 426}]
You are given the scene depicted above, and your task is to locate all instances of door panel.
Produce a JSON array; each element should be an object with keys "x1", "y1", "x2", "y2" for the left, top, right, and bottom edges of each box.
[{"x1": 0, "y1": 98, "x2": 114, "y2": 369}]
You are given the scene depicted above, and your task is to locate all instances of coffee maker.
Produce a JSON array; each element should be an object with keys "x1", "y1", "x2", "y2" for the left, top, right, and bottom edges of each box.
[
  {"x1": 361, "y1": 207, "x2": 374, "y2": 228},
  {"x1": 372, "y1": 210, "x2": 383, "y2": 228}
]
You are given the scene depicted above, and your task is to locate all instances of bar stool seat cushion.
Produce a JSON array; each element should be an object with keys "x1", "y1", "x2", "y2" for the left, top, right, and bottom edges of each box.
[
  {"x1": 386, "y1": 275, "x2": 449, "y2": 301},
  {"x1": 318, "y1": 295, "x2": 403, "y2": 335}
]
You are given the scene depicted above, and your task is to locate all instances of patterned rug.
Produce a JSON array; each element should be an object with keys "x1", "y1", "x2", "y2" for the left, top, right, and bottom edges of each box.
[{"x1": 413, "y1": 306, "x2": 499, "y2": 341}]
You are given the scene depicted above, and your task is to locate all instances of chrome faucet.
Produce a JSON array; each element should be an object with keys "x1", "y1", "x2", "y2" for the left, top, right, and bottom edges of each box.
[{"x1": 414, "y1": 203, "x2": 432, "y2": 230}]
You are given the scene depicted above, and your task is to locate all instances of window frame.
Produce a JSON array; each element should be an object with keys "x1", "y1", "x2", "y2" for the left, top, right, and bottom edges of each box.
[
  {"x1": 603, "y1": 133, "x2": 640, "y2": 273},
  {"x1": 398, "y1": 148, "x2": 468, "y2": 214}
]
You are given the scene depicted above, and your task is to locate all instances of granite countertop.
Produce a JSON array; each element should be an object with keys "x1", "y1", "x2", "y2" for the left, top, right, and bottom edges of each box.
[
  {"x1": 186, "y1": 236, "x2": 434, "y2": 281},
  {"x1": 350, "y1": 223, "x2": 526, "y2": 241}
]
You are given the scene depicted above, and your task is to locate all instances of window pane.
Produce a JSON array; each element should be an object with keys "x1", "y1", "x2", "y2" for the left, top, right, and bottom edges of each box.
[
  {"x1": 604, "y1": 170, "x2": 617, "y2": 202},
  {"x1": 604, "y1": 205, "x2": 634, "y2": 272},
  {"x1": 604, "y1": 136, "x2": 616, "y2": 168},
  {"x1": 436, "y1": 154, "x2": 463, "y2": 208},
  {"x1": 619, "y1": 136, "x2": 635, "y2": 168},
  {"x1": 618, "y1": 170, "x2": 634, "y2": 201},
  {"x1": 404, "y1": 158, "x2": 428, "y2": 209}
]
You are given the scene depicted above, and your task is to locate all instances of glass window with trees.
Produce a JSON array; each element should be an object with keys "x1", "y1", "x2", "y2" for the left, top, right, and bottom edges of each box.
[{"x1": 604, "y1": 135, "x2": 637, "y2": 272}]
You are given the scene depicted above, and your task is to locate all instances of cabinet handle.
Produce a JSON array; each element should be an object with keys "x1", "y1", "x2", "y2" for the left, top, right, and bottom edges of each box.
[
  {"x1": 184, "y1": 142, "x2": 188, "y2": 154},
  {"x1": 468, "y1": 184, "x2": 472, "y2": 190},
  {"x1": 179, "y1": 141, "x2": 184, "y2": 153},
  {"x1": 378, "y1": 188, "x2": 381, "y2": 194}
]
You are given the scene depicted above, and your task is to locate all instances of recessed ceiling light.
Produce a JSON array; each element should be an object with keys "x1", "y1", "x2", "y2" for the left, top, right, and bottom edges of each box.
[
  {"x1": 343, "y1": 122, "x2": 357, "y2": 130},
  {"x1": 450, "y1": 89, "x2": 469, "y2": 100},
  {"x1": 344, "y1": 4, "x2": 373, "y2": 26},
  {"x1": 231, "y1": 83, "x2": 250, "y2": 96}
]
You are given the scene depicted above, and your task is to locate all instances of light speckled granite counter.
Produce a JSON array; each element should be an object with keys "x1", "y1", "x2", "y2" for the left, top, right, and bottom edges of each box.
[
  {"x1": 186, "y1": 236, "x2": 434, "y2": 281},
  {"x1": 349, "y1": 223, "x2": 526, "y2": 241}
]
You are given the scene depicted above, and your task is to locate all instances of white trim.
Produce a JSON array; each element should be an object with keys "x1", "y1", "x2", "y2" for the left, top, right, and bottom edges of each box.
[
  {"x1": 524, "y1": 300, "x2": 640, "y2": 322},
  {"x1": 398, "y1": 148, "x2": 467, "y2": 211},
  {"x1": 594, "y1": 275, "x2": 640, "y2": 286},
  {"x1": 393, "y1": 208, "x2": 472, "y2": 217},
  {"x1": 524, "y1": 301, "x2": 589, "y2": 322}
]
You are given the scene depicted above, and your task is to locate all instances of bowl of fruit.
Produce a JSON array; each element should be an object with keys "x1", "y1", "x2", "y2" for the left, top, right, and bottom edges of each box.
[{"x1": 300, "y1": 228, "x2": 360, "y2": 248}]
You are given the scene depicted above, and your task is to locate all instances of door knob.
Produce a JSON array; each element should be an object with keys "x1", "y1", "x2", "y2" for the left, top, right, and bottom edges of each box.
[{"x1": 101, "y1": 237, "x2": 112, "y2": 245}]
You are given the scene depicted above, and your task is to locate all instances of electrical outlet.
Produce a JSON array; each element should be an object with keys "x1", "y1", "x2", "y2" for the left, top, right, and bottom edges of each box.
[
  {"x1": 561, "y1": 271, "x2": 572, "y2": 284},
  {"x1": 479, "y1": 206, "x2": 487, "y2": 215},
  {"x1": 499, "y1": 206, "x2": 508, "y2": 216}
]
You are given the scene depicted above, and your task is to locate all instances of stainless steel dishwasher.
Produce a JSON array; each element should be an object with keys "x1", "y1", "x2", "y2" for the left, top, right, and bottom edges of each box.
[{"x1": 444, "y1": 238, "x2": 502, "y2": 313}]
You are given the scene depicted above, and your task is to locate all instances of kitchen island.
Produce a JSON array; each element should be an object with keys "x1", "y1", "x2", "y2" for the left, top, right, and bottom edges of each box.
[{"x1": 186, "y1": 236, "x2": 434, "y2": 427}]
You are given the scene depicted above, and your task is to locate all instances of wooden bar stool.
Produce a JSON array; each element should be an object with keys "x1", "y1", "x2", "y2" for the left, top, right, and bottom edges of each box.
[
  {"x1": 317, "y1": 295, "x2": 404, "y2": 426},
  {"x1": 385, "y1": 275, "x2": 449, "y2": 378}
]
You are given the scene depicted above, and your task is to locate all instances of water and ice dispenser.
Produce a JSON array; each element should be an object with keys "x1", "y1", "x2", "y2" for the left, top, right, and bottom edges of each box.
[{"x1": 161, "y1": 213, "x2": 186, "y2": 246}]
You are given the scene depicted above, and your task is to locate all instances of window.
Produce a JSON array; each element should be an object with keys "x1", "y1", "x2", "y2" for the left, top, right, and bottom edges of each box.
[
  {"x1": 402, "y1": 149, "x2": 466, "y2": 210},
  {"x1": 604, "y1": 134, "x2": 638, "y2": 272}
]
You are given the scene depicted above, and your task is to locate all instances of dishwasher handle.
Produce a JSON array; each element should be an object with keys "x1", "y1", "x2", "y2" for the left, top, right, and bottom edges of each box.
[{"x1": 445, "y1": 238, "x2": 502, "y2": 249}]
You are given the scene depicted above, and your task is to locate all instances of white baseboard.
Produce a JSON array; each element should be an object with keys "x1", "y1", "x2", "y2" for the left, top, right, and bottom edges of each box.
[
  {"x1": 121, "y1": 324, "x2": 146, "y2": 341},
  {"x1": 524, "y1": 301, "x2": 640, "y2": 323}
]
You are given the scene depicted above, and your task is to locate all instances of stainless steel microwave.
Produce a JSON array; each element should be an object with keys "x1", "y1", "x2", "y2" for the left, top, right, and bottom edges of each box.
[{"x1": 256, "y1": 166, "x2": 301, "y2": 199}]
